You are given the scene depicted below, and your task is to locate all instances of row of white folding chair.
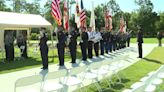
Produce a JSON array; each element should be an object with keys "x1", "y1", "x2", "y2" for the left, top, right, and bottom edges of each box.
[
  {"x1": 123, "y1": 65, "x2": 164, "y2": 92},
  {"x1": 14, "y1": 54, "x2": 129, "y2": 92},
  {"x1": 83, "y1": 55, "x2": 129, "y2": 92},
  {"x1": 144, "y1": 65, "x2": 164, "y2": 92}
]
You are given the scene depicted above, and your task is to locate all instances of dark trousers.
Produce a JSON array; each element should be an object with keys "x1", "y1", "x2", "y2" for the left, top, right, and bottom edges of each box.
[
  {"x1": 100, "y1": 41, "x2": 104, "y2": 55},
  {"x1": 127, "y1": 39, "x2": 130, "y2": 47},
  {"x1": 113, "y1": 42, "x2": 116, "y2": 51},
  {"x1": 158, "y1": 40, "x2": 162, "y2": 46},
  {"x1": 138, "y1": 43, "x2": 142, "y2": 58},
  {"x1": 40, "y1": 47, "x2": 48, "y2": 68},
  {"x1": 88, "y1": 41, "x2": 93, "y2": 58},
  {"x1": 94, "y1": 42, "x2": 99, "y2": 57},
  {"x1": 105, "y1": 41, "x2": 109, "y2": 54},
  {"x1": 109, "y1": 42, "x2": 113, "y2": 52},
  {"x1": 80, "y1": 43, "x2": 87, "y2": 61},
  {"x1": 5, "y1": 45, "x2": 14, "y2": 61},
  {"x1": 69, "y1": 43, "x2": 77, "y2": 63},
  {"x1": 57, "y1": 44, "x2": 65, "y2": 66}
]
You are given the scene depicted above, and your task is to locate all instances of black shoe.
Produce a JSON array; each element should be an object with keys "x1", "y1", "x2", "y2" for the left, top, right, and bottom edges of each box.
[
  {"x1": 70, "y1": 62, "x2": 76, "y2": 64},
  {"x1": 41, "y1": 67, "x2": 48, "y2": 70}
]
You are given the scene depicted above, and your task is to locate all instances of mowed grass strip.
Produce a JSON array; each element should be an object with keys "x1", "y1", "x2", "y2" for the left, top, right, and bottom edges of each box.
[
  {"x1": 81, "y1": 47, "x2": 164, "y2": 92},
  {"x1": 130, "y1": 38, "x2": 164, "y2": 44},
  {"x1": 0, "y1": 47, "x2": 82, "y2": 74}
]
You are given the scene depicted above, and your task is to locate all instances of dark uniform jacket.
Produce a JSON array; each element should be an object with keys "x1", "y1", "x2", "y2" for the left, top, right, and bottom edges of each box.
[{"x1": 137, "y1": 31, "x2": 143, "y2": 43}]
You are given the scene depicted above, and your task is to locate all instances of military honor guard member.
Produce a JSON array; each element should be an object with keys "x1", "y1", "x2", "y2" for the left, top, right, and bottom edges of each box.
[
  {"x1": 57, "y1": 26, "x2": 66, "y2": 66},
  {"x1": 39, "y1": 28, "x2": 49, "y2": 70},
  {"x1": 100, "y1": 27, "x2": 106, "y2": 55},
  {"x1": 79, "y1": 27, "x2": 88, "y2": 61},
  {"x1": 137, "y1": 26, "x2": 143, "y2": 58},
  {"x1": 127, "y1": 31, "x2": 132, "y2": 47},
  {"x1": 68, "y1": 26, "x2": 80, "y2": 63}
]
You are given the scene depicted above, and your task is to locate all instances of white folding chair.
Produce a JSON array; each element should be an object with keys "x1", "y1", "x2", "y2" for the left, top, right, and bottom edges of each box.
[
  {"x1": 84, "y1": 61, "x2": 103, "y2": 92},
  {"x1": 63, "y1": 65, "x2": 87, "y2": 92},
  {"x1": 103, "y1": 55, "x2": 129, "y2": 83},
  {"x1": 15, "y1": 75, "x2": 42, "y2": 92},
  {"x1": 123, "y1": 83, "x2": 145, "y2": 92},
  {"x1": 42, "y1": 69, "x2": 68, "y2": 92}
]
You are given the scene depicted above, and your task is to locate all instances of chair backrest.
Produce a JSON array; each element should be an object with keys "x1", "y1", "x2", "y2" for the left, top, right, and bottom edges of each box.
[
  {"x1": 102, "y1": 60, "x2": 112, "y2": 66},
  {"x1": 45, "y1": 69, "x2": 68, "y2": 80},
  {"x1": 157, "y1": 65, "x2": 164, "y2": 74},
  {"x1": 69, "y1": 65, "x2": 87, "y2": 76},
  {"x1": 144, "y1": 65, "x2": 164, "y2": 85},
  {"x1": 88, "y1": 61, "x2": 102, "y2": 70},
  {"x1": 133, "y1": 83, "x2": 145, "y2": 92},
  {"x1": 15, "y1": 75, "x2": 42, "y2": 88}
]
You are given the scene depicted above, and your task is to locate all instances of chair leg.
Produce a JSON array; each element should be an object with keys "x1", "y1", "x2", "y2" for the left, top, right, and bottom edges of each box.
[
  {"x1": 94, "y1": 82, "x2": 102, "y2": 92},
  {"x1": 114, "y1": 72, "x2": 122, "y2": 83}
]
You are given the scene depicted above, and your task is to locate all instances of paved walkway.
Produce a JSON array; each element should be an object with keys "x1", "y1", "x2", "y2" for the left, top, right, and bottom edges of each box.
[{"x1": 0, "y1": 44, "x2": 157, "y2": 92}]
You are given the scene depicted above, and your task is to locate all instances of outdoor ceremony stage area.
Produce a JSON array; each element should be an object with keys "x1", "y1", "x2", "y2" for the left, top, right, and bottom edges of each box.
[{"x1": 0, "y1": 43, "x2": 164, "y2": 92}]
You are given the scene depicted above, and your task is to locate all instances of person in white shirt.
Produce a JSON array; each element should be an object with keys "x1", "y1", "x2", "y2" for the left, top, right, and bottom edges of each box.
[
  {"x1": 87, "y1": 27, "x2": 94, "y2": 59},
  {"x1": 93, "y1": 28, "x2": 102, "y2": 57}
]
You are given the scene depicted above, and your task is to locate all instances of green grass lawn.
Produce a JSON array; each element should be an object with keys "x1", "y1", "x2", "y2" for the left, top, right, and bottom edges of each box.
[
  {"x1": 0, "y1": 46, "x2": 82, "y2": 74},
  {"x1": 130, "y1": 38, "x2": 164, "y2": 43},
  {"x1": 81, "y1": 47, "x2": 164, "y2": 92}
]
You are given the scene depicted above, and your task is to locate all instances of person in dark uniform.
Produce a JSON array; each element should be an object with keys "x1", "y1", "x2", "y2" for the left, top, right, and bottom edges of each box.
[
  {"x1": 79, "y1": 27, "x2": 88, "y2": 61},
  {"x1": 100, "y1": 27, "x2": 105, "y2": 55},
  {"x1": 57, "y1": 26, "x2": 66, "y2": 66},
  {"x1": 127, "y1": 31, "x2": 132, "y2": 47},
  {"x1": 108, "y1": 32, "x2": 113, "y2": 53},
  {"x1": 4, "y1": 30, "x2": 15, "y2": 61},
  {"x1": 157, "y1": 32, "x2": 163, "y2": 47},
  {"x1": 104, "y1": 29, "x2": 110, "y2": 54},
  {"x1": 39, "y1": 28, "x2": 49, "y2": 70},
  {"x1": 137, "y1": 26, "x2": 143, "y2": 58},
  {"x1": 113, "y1": 33, "x2": 117, "y2": 51},
  {"x1": 87, "y1": 27, "x2": 94, "y2": 59},
  {"x1": 68, "y1": 26, "x2": 80, "y2": 63}
]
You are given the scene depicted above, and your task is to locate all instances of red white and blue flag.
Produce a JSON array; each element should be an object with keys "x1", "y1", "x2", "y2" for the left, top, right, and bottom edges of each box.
[{"x1": 51, "y1": 0, "x2": 62, "y2": 25}]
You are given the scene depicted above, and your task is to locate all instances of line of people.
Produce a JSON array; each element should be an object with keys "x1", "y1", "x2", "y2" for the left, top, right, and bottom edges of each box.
[{"x1": 39, "y1": 26, "x2": 132, "y2": 70}]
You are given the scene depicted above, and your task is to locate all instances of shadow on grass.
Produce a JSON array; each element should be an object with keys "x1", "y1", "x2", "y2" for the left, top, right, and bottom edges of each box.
[
  {"x1": 143, "y1": 57, "x2": 163, "y2": 64},
  {"x1": 116, "y1": 78, "x2": 131, "y2": 84},
  {"x1": 0, "y1": 57, "x2": 41, "y2": 73}
]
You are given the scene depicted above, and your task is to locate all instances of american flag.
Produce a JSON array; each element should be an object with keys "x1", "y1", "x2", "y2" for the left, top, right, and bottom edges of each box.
[
  {"x1": 80, "y1": 0, "x2": 86, "y2": 27},
  {"x1": 104, "y1": 9, "x2": 109, "y2": 30},
  {"x1": 51, "y1": 0, "x2": 62, "y2": 25},
  {"x1": 63, "y1": 0, "x2": 68, "y2": 31},
  {"x1": 120, "y1": 16, "x2": 124, "y2": 32},
  {"x1": 108, "y1": 10, "x2": 112, "y2": 31}
]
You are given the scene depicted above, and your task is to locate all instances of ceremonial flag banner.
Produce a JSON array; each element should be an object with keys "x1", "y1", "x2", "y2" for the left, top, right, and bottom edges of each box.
[
  {"x1": 104, "y1": 8, "x2": 112, "y2": 31},
  {"x1": 80, "y1": 0, "x2": 86, "y2": 27},
  {"x1": 124, "y1": 21, "x2": 127, "y2": 33},
  {"x1": 75, "y1": 0, "x2": 80, "y2": 28},
  {"x1": 104, "y1": 9, "x2": 109, "y2": 30},
  {"x1": 90, "y1": 1, "x2": 95, "y2": 31},
  {"x1": 63, "y1": 0, "x2": 68, "y2": 31},
  {"x1": 120, "y1": 16, "x2": 124, "y2": 32},
  {"x1": 51, "y1": 0, "x2": 62, "y2": 25},
  {"x1": 109, "y1": 11, "x2": 113, "y2": 31}
]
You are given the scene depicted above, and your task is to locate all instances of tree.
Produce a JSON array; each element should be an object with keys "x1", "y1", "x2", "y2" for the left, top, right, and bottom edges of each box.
[
  {"x1": 134, "y1": 0, "x2": 158, "y2": 37},
  {"x1": 95, "y1": 5, "x2": 104, "y2": 30},
  {"x1": 156, "y1": 13, "x2": 164, "y2": 32},
  {"x1": 0, "y1": 0, "x2": 11, "y2": 11}
]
